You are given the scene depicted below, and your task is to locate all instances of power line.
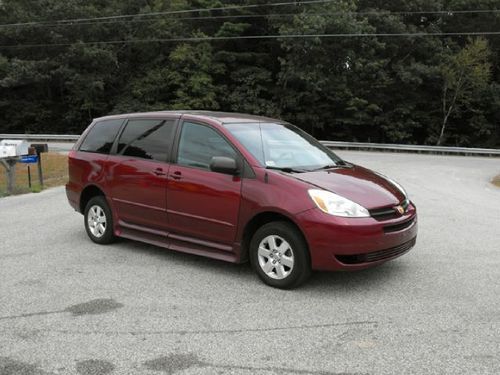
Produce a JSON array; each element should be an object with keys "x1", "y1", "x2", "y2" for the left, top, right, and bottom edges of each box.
[
  {"x1": 1, "y1": 9, "x2": 500, "y2": 30},
  {"x1": 0, "y1": 0, "x2": 336, "y2": 28},
  {"x1": 1, "y1": 31, "x2": 499, "y2": 49},
  {"x1": 0, "y1": 3, "x2": 499, "y2": 29}
]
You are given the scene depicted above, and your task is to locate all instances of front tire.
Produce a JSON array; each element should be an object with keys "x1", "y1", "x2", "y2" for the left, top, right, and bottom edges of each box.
[
  {"x1": 84, "y1": 196, "x2": 116, "y2": 245},
  {"x1": 250, "y1": 221, "x2": 311, "y2": 289}
]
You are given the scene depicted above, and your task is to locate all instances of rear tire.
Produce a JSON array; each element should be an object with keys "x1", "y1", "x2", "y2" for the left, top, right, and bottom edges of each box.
[
  {"x1": 249, "y1": 221, "x2": 311, "y2": 289},
  {"x1": 84, "y1": 196, "x2": 116, "y2": 245}
]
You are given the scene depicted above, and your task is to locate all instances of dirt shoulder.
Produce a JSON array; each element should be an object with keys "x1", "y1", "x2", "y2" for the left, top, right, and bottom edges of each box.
[
  {"x1": 0, "y1": 153, "x2": 68, "y2": 197},
  {"x1": 492, "y1": 175, "x2": 500, "y2": 188}
]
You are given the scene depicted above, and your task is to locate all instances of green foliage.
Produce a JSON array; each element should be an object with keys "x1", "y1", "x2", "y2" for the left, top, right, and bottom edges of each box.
[
  {"x1": 167, "y1": 41, "x2": 224, "y2": 109},
  {"x1": 0, "y1": 0, "x2": 499, "y2": 147},
  {"x1": 437, "y1": 38, "x2": 492, "y2": 145}
]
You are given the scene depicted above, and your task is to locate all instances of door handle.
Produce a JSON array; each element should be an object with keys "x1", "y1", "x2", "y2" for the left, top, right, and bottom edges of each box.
[
  {"x1": 153, "y1": 168, "x2": 167, "y2": 176},
  {"x1": 170, "y1": 171, "x2": 182, "y2": 180}
]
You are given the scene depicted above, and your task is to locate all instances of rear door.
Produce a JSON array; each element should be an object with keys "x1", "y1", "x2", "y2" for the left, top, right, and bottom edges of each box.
[
  {"x1": 166, "y1": 121, "x2": 242, "y2": 247},
  {"x1": 107, "y1": 118, "x2": 177, "y2": 233}
]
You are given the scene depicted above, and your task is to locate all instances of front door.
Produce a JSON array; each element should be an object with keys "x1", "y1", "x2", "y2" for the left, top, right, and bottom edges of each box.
[
  {"x1": 107, "y1": 118, "x2": 177, "y2": 232},
  {"x1": 166, "y1": 121, "x2": 242, "y2": 247}
]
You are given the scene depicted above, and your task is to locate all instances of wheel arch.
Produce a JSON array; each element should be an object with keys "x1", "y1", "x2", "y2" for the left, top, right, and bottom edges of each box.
[
  {"x1": 79, "y1": 184, "x2": 106, "y2": 213},
  {"x1": 240, "y1": 211, "x2": 310, "y2": 263}
]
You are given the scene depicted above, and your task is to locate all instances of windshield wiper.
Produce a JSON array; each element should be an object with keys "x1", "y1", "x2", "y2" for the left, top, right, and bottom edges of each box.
[
  {"x1": 315, "y1": 164, "x2": 338, "y2": 170},
  {"x1": 265, "y1": 166, "x2": 306, "y2": 173},
  {"x1": 312, "y1": 161, "x2": 352, "y2": 171}
]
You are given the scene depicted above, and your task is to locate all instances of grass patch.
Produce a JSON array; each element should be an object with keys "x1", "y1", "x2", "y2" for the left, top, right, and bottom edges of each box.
[
  {"x1": 0, "y1": 153, "x2": 68, "y2": 196},
  {"x1": 30, "y1": 185, "x2": 43, "y2": 193},
  {"x1": 492, "y1": 175, "x2": 500, "y2": 188}
]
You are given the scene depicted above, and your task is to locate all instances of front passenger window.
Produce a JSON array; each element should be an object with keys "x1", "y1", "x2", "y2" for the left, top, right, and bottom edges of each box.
[{"x1": 177, "y1": 122, "x2": 237, "y2": 170}]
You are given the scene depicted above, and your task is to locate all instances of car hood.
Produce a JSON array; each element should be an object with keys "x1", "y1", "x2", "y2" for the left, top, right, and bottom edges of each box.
[{"x1": 293, "y1": 165, "x2": 406, "y2": 209}]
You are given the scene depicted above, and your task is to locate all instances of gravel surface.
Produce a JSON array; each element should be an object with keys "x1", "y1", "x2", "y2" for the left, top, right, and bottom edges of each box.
[{"x1": 1, "y1": 151, "x2": 499, "y2": 375}]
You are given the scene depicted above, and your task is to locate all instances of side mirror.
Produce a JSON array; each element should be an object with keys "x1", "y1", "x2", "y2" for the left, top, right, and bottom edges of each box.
[{"x1": 210, "y1": 156, "x2": 239, "y2": 175}]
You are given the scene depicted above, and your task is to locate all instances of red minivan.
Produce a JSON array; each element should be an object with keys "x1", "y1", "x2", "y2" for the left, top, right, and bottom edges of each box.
[{"x1": 66, "y1": 111, "x2": 417, "y2": 288}]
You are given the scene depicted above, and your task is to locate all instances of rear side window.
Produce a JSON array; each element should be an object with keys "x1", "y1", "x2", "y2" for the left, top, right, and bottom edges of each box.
[
  {"x1": 117, "y1": 119, "x2": 176, "y2": 162},
  {"x1": 79, "y1": 119, "x2": 124, "y2": 154},
  {"x1": 177, "y1": 122, "x2": 237, "y2": 170}
]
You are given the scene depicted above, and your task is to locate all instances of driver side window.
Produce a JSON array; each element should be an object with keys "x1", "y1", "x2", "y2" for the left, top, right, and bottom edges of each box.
[{"x1": 177, "y1": 122, "x2": 237, "y2": 170}]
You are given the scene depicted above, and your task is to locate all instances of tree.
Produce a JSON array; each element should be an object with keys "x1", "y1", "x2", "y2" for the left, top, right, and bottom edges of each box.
[
  {"x1": 166, "y1": 40, "x2": 224, "y2": 110},
  {"x1": 437, "y1": 38, "x2": 491, "y2": 145},
  {"x1": 0, "y1": 0, "x2": 499, "y2": 148}
]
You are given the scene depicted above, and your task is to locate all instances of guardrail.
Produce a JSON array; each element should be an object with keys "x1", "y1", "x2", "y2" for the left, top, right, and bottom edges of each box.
[
  {"x1": 320, "y1": 141, "x2": 500, "y2": 156},
  {"x1": 1, "y1": 134, "x2": 500, "y2": 157},
  {"x1": 0, "y1": 134, "x2": 79, "y2": 142}
]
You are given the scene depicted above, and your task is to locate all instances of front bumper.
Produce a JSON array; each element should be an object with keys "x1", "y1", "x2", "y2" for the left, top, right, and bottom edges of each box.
[{"x1": 296, "y1": 203, "x2": 418, "y2": 271}]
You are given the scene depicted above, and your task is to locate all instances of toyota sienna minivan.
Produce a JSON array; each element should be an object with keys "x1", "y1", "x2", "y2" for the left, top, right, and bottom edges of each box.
[{"x1": 66, "y1": 111, "x2": 417, "y2": 289}]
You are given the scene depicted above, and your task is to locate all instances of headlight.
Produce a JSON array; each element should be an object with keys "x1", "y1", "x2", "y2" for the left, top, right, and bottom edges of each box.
[{"x1": 308, "y1": 189, "x2": 370, "y2": 218}]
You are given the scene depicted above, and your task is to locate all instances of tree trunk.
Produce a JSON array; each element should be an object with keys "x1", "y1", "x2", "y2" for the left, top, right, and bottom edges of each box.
[
  {"x1": 437, "y1": 112, "x2": 451, "y2": 146},
  {"x1": 438, "y1": 72, "x2": 464, "y2": 146},
  {"x1": 438, "y1": 86, "x2": 448, "y2": 146}
]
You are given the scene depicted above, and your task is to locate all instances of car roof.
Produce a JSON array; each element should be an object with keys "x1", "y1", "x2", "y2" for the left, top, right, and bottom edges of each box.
[{"x1": 94, "y1": 110, "x2": 283, "y2": 125}]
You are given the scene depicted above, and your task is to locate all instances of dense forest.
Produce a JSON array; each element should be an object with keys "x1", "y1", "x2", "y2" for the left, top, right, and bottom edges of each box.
[{"x1": 0, "y1": 0, "x2": 499, "y2": 147}]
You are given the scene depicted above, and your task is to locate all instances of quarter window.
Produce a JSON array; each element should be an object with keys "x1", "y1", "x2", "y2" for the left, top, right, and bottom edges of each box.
[
  {"x1": 79, "y1": 119, "x2": 124, "y2": 154},
  {"x1": 177, "y1": 122, "x2": 237, "y2": 170},
  {"x1": 117, "y1": 119, "x2": 176, "y2": 162}
]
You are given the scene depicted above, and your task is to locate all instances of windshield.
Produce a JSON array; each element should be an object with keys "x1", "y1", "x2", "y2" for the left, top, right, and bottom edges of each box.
[{"x1": 225, "y1": 123, "x2": 343, "y2": 171}]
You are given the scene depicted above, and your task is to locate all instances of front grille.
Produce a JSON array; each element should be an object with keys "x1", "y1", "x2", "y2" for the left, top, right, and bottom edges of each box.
[
  {"x1": 369, "y1": 207, "x2": 399, "y2": 220},
  {"x1": 335, "y1": 237, "x2": 416, "y2": 265},
  {"x1": 370, "y1": 200, "x2": 409, "y2": 221},
  {"x1": 383, "y1": 217, "x2": 415, "y2": 233}
]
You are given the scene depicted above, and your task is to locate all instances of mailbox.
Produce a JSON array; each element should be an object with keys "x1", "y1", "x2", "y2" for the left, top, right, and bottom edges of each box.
[
  {"x1": 31, "y1": 143, "x2": 49, "y2": 155},
  {"x1": 0, "y1": 140, "x2": 30, "y2": 158}
]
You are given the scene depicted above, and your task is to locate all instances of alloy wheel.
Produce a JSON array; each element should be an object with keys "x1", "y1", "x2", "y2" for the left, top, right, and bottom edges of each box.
[
  {"x1": 87, "y1": 205, "x2": 107, "y2": 238},
  {"x1": 257, "y1": 235, "x2": 295, "y2": 280}
]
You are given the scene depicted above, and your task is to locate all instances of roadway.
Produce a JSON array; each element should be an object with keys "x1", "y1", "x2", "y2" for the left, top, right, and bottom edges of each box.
[
  {"x1": 47, "y1": 142, "x2": 74, "y2": 153},
  {"x1": 0, "y1": 151, "x2": 499, "y2": 374}
]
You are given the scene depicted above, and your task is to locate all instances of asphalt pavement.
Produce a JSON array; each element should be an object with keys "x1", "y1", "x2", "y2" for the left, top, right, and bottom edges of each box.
[{"x1": 0, "y1": 151, "x2": 499, "y2": 375}]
